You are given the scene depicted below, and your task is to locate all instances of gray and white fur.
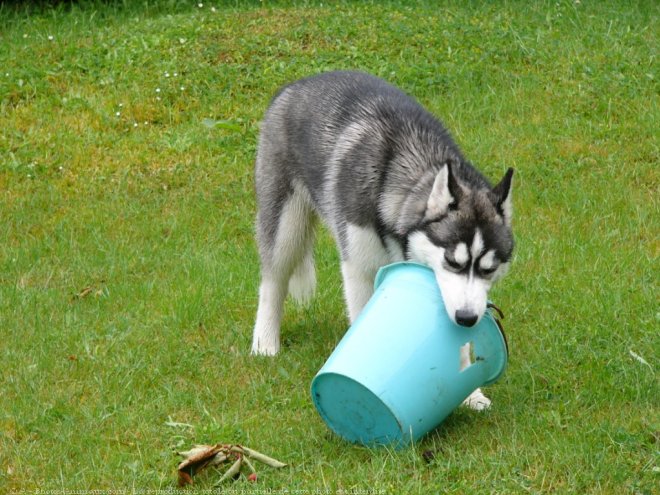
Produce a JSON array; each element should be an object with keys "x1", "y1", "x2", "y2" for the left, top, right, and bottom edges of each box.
[{"x1": 251, "y1": 71, "x2": 514, "y2": 409}]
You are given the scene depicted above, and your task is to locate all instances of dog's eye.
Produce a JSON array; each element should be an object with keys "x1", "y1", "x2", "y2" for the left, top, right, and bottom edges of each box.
[
  {"x1": 444, "y1": 253, "x2": 466, "y2": 271},
  {"x1": 477, "y1": 251, "x2": 499, "y2": 277},
  {"x1": 479, "y1": 266, "x2": 498, "y2": 276}
]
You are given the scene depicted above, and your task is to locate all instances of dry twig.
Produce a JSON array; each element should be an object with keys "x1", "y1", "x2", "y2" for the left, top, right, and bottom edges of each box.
[{"x1": 177, "y1": 443, "x2": 286, "y2": 486}]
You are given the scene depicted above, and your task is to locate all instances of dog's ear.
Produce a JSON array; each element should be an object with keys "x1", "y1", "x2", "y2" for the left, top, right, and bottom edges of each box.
[
  {"x1": 492, "y1": 168, "x2": 514, "y2": 226},
  {"x1": 426, "y1": 161, "x2": 459, "y2": 219}
]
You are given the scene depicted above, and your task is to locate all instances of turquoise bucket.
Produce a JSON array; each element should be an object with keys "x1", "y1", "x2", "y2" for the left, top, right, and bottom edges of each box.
[{"x1": 311, "y1": 262, "x2": 508, "y2": 447}]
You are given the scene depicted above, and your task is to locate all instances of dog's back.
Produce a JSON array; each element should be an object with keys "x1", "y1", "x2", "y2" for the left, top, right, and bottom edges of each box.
[{"x1": 256, "y1": 71, "x2": 479, "y2": 236}]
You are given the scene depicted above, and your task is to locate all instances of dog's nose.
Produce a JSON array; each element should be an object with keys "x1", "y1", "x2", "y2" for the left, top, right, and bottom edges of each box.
[{"x1": 455, "y1": 310, "x2": 478, "y2": 327}]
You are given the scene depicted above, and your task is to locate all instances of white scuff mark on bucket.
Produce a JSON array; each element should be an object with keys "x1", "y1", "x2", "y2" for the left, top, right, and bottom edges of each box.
[{"x1": 629, "y1": 349, "x2": 653, "y2": 372}]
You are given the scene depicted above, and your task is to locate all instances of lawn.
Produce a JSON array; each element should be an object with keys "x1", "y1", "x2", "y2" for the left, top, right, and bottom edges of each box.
[{"x1": 0, "y1": 0, "x2": 657, "y2": 493}]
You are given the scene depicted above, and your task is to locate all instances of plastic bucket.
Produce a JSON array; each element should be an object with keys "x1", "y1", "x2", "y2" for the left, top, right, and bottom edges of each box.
[{"x1": 311, "y1": 262, "x2": 508, "y2": 447}]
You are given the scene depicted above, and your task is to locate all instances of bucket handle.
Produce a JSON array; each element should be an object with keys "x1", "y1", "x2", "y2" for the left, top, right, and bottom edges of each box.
[{"x1": 487, "y1": 302, "x2": 509, "y2": 357}]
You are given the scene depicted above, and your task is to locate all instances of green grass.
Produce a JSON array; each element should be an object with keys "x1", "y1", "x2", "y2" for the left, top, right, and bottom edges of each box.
[{"x1": 1, "y1": 0, "x2": 658, "y2": 493}]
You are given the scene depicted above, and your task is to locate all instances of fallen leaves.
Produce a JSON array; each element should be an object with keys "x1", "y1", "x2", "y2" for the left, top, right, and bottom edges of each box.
[
  {"x1": 71, "y1": 280, "x2": 107, "y2": 302},
  {"x1": 177, "y1": 443, "x2": 286, "y2": 486}
]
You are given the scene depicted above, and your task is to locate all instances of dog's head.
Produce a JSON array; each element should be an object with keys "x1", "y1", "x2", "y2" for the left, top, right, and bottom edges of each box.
[{"x1": 405, "y1": 162, "x2": 514, "y2": 327}]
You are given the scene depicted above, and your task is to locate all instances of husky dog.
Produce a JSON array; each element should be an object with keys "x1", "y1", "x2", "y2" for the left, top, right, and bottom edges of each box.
[{"x1": 251, "y1": 71, "x2": 513, "y2": 409}]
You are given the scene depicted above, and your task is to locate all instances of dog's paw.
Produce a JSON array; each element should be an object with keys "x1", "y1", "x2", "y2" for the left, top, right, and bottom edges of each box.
[
  {"x1": 251, "y1": 321, "x2": 280, "y2": 356},
  {"x1": 462, "y1": 388, "x2": 491, "y2": 411},
  {"x1": 251, "y1": 339, "x2": 279, "y2": 356}
]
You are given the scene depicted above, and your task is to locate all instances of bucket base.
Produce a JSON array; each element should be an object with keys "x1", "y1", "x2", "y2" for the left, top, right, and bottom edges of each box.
[{"x1": 312, "y1": 373, "x2": 407, "y2": 446}]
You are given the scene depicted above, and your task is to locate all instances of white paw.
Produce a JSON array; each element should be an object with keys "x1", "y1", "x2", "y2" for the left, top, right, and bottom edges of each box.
[
  {"x1": 463, "y1": 388, "x2": 491, "y2": 411},
  {"x1": 250, "y1": 322, "x2": 280, "y2": 356},
  {"x1": 251, "y1": 338, "x2": 279, "y2": 356}
]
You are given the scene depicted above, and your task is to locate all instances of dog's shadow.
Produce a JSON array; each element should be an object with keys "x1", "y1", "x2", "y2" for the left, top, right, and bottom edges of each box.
[{"x1": 282, "y1": 307, "x2": 346, "y2": 356}]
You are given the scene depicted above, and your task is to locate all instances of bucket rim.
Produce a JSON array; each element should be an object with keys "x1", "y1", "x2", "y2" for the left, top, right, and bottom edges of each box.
[
  {"x1": 480, "y1": 309, "x2": 509, "y2": 385},
  {"x1": 374, "y1": 261, "x2": 431, "y2": 290}
]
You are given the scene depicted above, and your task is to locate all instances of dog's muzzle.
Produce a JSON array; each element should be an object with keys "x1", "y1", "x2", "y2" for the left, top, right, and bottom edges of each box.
[{"x1": 455, "y1": 309, "x2": 478, "y2": 327}]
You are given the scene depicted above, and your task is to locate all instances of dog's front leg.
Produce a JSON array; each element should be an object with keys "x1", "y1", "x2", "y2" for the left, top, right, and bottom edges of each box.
[
  {"x1": 463, "y1": 388, "x2": 491, "y2": 411},
  {"x1": 459, "y1": 342, "x2": 492, "y2": 410},
  {"x1": 340, "y1": 261, "x2": 376, "y2": 323},
  {"x1": 338, "y1": 224, "x2": 393, "y2": 323}
]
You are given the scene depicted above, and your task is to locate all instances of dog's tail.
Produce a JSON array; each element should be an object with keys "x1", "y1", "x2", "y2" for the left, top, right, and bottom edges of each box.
[{"x1": 288, "y1": 254, "x2": 316, "y2": 306}]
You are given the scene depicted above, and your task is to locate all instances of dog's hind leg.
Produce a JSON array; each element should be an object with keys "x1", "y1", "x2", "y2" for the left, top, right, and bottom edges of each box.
[
  {"x1": 252, "y1": 279, "x2": 286, "y2": 356},
  {"x1": 252, "y1": 187, "x2": 315, "y2": 356}
]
